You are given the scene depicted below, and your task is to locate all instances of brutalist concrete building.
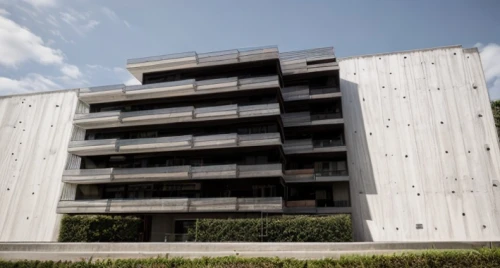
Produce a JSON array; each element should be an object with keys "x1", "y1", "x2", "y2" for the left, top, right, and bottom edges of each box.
[{"x1": 1, "y1": 45, "x2": 499, "y2": 242}]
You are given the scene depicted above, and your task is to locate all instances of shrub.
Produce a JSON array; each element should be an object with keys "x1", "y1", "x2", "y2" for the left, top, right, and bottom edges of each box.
[
  {"x1": 2, "y1": 249, "x2": 500, "y2": 267},
  {"x1": 58, "y1": 215, "x2": 142, "y2": 242},
  {"x1": 188, "y1": 215, "x2": 352, "y2": 242}
]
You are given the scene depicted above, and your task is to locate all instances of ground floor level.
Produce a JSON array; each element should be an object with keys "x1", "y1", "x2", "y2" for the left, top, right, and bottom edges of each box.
[{"x1": 132, "y1": 212, "x2": 348, "y2": 242}]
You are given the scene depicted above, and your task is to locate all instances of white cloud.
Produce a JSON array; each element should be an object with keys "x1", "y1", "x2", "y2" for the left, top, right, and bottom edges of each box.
[
  {"x1": 101, "y1": 7, "x2": 119, "y2": 22},
  {"x1": 46, "y1": 15, "x2": 59, "y2": 27},
  {"x1": 60, "y1": 64, "x2": 82, "y2": 79},
  {"x1": 0, "y1": 15, "x2": 64, "y2": 67},
  {"x1": 83, "y1": 20, "x2": 99, "y2": 31},
  {"x1": 0, "y1": 74, "x2": 60, "y2": 95},
  {"x1": 476, "y1": 43, "x2": 500, "y2": 100},
  {"x1": 101, "y1": 6, "x2": 131, "y2": 29},
  {"x1": 22, "y1": 0, "x2": 57, "y2": 8},
  {"x1": 0, "y1": 15, "x2": 86, "y2": 95},
  {"x1": 60, "y1": 9, "x2": 98, "y2": 36},
  {"x1": 60, "y1": 11, "x2": 77, "y2": 24},
  {"x1": 0, "y1": 9, "x2": 10, "y2": 16},
  {"x1": 15, "y1": 4, "x2": 39, "y2": 18},
  {"x1": 50, "y1": 29, "x2": 73, "y2": 43},
  {"x1": 123, "y1": 20, "x2": 131, "y2": 29}
]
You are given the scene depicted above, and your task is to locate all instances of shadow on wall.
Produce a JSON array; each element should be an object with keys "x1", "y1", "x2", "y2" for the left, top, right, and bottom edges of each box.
[{"x1": 341, "y1": 78, "x2": 377, "y2": 242}]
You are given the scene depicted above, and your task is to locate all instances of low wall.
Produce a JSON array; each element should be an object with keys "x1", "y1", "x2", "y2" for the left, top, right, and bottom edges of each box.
[{"x1": 0, "y1": 241, "x2": 498, "y2": 261}]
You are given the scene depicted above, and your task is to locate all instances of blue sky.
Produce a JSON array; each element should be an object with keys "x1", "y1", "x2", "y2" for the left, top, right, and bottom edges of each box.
[{"x1": 1, "y1": 0, "x2": 500, "y2": 98}]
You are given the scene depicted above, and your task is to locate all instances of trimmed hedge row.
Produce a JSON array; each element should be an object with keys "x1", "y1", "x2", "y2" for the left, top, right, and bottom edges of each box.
[
  {"x1": 188, "y1": 215, "x2": 352, "y2": 242},
  {"x1": 58, "y1": 215, "x2": 142, "y2": 242},
  {"x1": 2, "y1": 249, "x2": 500, "y2": 267}
]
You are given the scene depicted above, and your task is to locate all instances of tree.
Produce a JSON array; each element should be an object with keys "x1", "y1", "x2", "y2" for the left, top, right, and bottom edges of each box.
[{"x1": 492, "y1": 100, "x2": 500, "y2": 138}]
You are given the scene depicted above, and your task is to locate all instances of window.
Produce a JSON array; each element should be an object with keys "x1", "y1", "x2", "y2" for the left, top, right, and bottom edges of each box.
[
  {"x1": 314, "y1": 161, "x2": 348, "y2": 176},
  {"x1": 103, "y1": 185, "x2": 125, "y2": 199},
  {"x1": 128, "y1": 184, "x2": 154, "y2": 199},
  {"x1": 252, "y1": 185, "x2": 276, "y2": 197}
]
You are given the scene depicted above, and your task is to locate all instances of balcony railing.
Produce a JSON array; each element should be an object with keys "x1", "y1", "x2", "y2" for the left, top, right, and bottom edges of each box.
[
  {"x1": 68, "y1": 132, "x2": 282, "y2": 156},
  {"x1": 56, "y1": 197, "x2": 283, "y2": 214},
  {"x1": 282, "y1": 112, "x2": 343, "y2": 127},
  {"x1": 73, "y1": 103, "x2": 280, "y2": 130},
  {"x1": 284, "y1": 168, "x2": 349, "y2": 183},
  {"x1": 284, "y1": 199, "x2": 351, "y2": 214},
  {"x1": 310, "y1": 112, "x2": 342, "y2": 121},
  {"x1": 332, "y1": 200, "x2": 351, "y2": 207},
  {"x1": 62, "y1": 164, "x2": 283, "y2": 184},
  {"x1": 279, "y1": 47, "x2": 339, "y2": 76},
  {"x1": 78, "y1": 75, "x2": 280, "y2": 104},
  {"x1": 314, "y1": 170, "x2": 348, "y2": 176},
  {"x1": 284, "y1": 139, "x2": 346, "y2": 155},
  {"x1": 310, "y1": 87, "x2": 340, "y2": 95},
  {"x1": 282, "y1": 85, "x2": 341, "y2": 102},
  {"x1": 312, "y1": 139, "x2": 345, "y2": 148},
  {"x1": 126, "y1": 46, "x2": 279, "y2": 82}
]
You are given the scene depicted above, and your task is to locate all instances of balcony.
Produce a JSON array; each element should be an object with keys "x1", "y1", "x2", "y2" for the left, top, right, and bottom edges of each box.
[
  {"x1": 284, "y1": 199, "x2": 351, "y2": 214},
  {"x1": 282, "y1": 86, "x2": 341, "y2": 102},
  {"x1": 62, "y1": 164, "x2": 283, "y2": 184},
  {"x1": 78, "y1": 75, "x2": 280, "y2": 104},
  {"x1": 67, "y1": 132, "x2": 282, "y2": 156},
  {"x1": 283, "y1": 139, "x2": 347, "y2": 155},
  {"x1": 126, "y1": 46, "x2": 279, "y2": 83},
  {"x1": 283, "y1": 202, "x2": 351, "y2": 214},
  {"x1": 74, "y1": 103, "x2": 281, "y2": 130},
  {"x1": 282, "y1": 112, "x2": 343, "y2": 128},
  {"x1": 279, "y1": 47, "x2": 339, "y2": 76},
  {"x1": 283, "y1": 169, "x2": 349, "y2": 183},
  {"x1": 56, "y1": 197, "x2": 283, "y2": 214}
]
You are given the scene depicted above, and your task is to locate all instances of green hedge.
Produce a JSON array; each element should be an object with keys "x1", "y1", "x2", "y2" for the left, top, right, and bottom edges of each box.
[
  {"x1": 2, "y1": 249, "x2": 500, "y2": 267},
  {"x1": 188, "y1": 215, "x2": 352, "y2": 242},
  {"x1": 58, "y1": 215, "x2": 142, "y2": 242}
]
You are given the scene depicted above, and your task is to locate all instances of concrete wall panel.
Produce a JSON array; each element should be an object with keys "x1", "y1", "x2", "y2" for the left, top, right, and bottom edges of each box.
[
  {"x1": 0, "y1": 90, "x2": 78, "y2": 241},
  {"x1": 340, "y1": 46, "x2": 500, "y2": 241}
]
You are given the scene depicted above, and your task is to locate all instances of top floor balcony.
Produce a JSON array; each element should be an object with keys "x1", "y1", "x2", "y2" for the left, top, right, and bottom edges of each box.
[
  {"x1": 126, "y1": 46, "x2": 279, "y2": 83},
  {"x1": 279, "y1": 47, "x2": 338, "y2": 77}
]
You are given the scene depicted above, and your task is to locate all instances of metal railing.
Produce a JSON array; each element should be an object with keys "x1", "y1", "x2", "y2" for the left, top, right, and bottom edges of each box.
[
  {"x1": 332, "y1": 200, "x2": 351, "y2": 207},
  {"x1": 314, "y1": 170, "x2": 348, "y2": 176},
  {"x1": 312, "y1": 139, "x2": 344, "y2": 148},
  {"x1": 310, "y1": 112, "x2": 342, "y2": 120},
  {"x1": 310, "y1": 87, "x2": 340, "y2": 95}
]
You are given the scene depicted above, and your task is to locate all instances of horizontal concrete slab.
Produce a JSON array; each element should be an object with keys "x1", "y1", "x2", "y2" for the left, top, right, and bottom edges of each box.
[{"x1": 0, "y1": 241, "x2": 497, "y2": 261}]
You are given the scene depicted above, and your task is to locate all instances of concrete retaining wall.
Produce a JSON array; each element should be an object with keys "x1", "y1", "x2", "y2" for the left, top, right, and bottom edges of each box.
[{"x1": 0, "y1": 241, "x2": 498, "y2": 261}]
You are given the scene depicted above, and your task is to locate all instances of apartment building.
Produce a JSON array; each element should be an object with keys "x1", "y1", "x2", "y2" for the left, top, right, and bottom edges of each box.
[
  {"x1": 1, "y1": 45, "x2": 499, "y2": 242},
  {"x1": 57, "y1": 47, "x2": 348, "y2": 241}
]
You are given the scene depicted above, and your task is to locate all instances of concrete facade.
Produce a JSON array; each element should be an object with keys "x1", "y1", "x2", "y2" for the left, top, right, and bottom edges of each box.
[
  {"x1": 0, "y1": 45, "x2": 498, "y2": 242},
  {"x1": 0, "y1": 90, "x2": 79, "y2": 241},
  {"x1": 341, "y1": 46, "x2": 500, "y2": 241}
]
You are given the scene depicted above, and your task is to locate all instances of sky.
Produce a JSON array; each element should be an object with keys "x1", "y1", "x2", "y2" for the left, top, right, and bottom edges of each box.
[{"x1": 0, "y1": 0, "x2": 500, "y2": 98}]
